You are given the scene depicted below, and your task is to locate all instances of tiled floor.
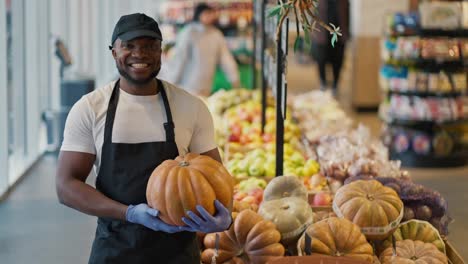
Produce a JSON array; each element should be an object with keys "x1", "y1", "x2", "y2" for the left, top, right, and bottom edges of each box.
[{"x1": 0, "y1": 52, "x2": 467, "y2": 263}]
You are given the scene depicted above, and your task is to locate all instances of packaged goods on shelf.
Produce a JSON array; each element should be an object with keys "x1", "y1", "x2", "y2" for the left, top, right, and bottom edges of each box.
[{"x1": 419, "y1": 2, "x2": 463, "y2": 30}]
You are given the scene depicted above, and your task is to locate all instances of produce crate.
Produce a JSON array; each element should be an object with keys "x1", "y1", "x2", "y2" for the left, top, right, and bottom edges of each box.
[
  {"x1": 266, "y1": 241, "x2": 464, "y2": 264},
  {"x1": 446, "y1": 240, "x2": 465, "y2": 264},
  {"x1": 267, "y1": 255, "x2": 371, "y2": 264},
  {"x1": 304, "y1": 207, "x2": 465, "y2": 264}
]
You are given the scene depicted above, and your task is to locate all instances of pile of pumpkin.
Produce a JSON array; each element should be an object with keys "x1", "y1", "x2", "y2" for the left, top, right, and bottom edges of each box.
[{"x1": 146, "y1": 153, "x2": 449, "y2": 264}]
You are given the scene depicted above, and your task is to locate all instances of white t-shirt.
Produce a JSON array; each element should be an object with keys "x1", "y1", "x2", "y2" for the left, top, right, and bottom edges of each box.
[{"x1": 61, "y1": 80, "x2": 217, "y2": 175}]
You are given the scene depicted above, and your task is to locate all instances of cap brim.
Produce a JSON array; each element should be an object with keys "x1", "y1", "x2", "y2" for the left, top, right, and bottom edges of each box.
[{"x1": 118, "y1": 29, "x2": 162, "y2": 42}]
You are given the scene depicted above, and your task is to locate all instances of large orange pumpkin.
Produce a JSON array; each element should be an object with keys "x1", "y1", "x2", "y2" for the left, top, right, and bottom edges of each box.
[
  {"x1": 297, "y1": 217, "x2": 374, "y2": 263},
  {"x1": 146, "y1": 153, "x2": 234, "y2": 226},
  {"x1": 201, "y1": 209, "x2": 285, "y2": 264},
  {"x1": 333, "y1": 180, "x2": 404, "y2": 240}
]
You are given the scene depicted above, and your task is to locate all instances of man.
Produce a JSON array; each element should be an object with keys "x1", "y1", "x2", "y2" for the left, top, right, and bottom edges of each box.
[
  {"x1": 55, "y1": 13, "x2": 231, "y2": 264},
  {"x1": 161, "y1": 3, "x2": 240, "y2": 97},
  {"x1": 310, "y1": 0, "x2": 349, "y2": 95}
]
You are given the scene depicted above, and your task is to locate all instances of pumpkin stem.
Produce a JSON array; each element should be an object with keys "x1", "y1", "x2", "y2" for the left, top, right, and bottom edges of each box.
[
  {"x1": 335, "y1": 251, "x2": 342, "y2": 257},
  {"x1": 280, "y1": 204, "x2": 290, "y2": 210},
  {"x1": 282, "y1": 191, "x2": 290, "y2": 197},
  {"x1": 411, "y1": 256, "x2": 417, "y2": 260},
  {"x1": 179, "y1": 161, "x2": 190, "y2": 167},
  {"x1": 366, "y1": 194, "x2": 374, "y2": 201}
]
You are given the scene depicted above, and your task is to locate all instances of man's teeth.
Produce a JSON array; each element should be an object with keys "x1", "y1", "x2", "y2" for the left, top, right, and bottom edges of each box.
[{"x1": 131, "y1": 63, "x2": 148, "y2": 68}]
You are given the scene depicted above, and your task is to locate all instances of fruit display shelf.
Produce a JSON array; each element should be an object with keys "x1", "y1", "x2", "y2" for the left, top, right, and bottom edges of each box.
[
  {"x1": 387, "y1": 90, "x2": 465, "y2": 98},
  {"x1": 390, "y1": 150, "x2": 468, "y2": 168}
]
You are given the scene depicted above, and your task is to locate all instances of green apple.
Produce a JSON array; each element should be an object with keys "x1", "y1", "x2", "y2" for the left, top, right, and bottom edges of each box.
[
  {"x1": 289, "y1": 152, "x2": 306, "y2": 166},
  {"x1": 248, "y1": 160, "x2": 265, "y2": 177}
]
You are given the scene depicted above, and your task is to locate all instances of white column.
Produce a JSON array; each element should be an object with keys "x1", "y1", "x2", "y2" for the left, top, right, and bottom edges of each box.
[
  {"x1": 0, "y1": 0, "x2": 9, "y2": 197},
  {"x1": 24, "y1": 0, "x2": 40, "y2": 159}
]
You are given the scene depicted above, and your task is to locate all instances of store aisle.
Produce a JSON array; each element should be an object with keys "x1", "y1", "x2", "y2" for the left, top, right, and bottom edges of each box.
[{"x1": 0, "y1": 155, "x2": 96, "y2": 264}]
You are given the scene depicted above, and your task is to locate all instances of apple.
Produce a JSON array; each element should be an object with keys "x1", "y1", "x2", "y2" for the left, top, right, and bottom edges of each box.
[
  {"x1": 233, "y1": 192, "x2": 247, "y2": 201},
  {"x1": 241, "y1": 196, "x2": 257, "y2": 205},
  {"x1": 313, "y1": 192, "x2": 333, "y2": 206},
  {"x1": 228, "y1": 134, "x2": 240, "y2": 142},
  {"x1": 248, "y1": 160, "x2": 265, "y2": 177},
  {"x1": 262, "y1": 133, "x2": 274, "y2": 143},
  {"x1": 248, "y1": 188, "x2": 264, "y2": 204},
  {"x1": 264, "y1": 162, "x2": 276, "y2": 176}
]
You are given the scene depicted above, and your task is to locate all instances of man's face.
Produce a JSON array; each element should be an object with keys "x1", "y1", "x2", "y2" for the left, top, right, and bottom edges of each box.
[
  {"x1": 200, "y1": 10, "x2": 216, "y2": 25},
  {"x1": 112, "y1": 37, "x2": 162, "y2": 85}
]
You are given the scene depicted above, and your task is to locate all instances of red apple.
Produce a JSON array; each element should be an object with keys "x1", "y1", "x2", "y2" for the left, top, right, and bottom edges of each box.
[
  {"x1": 229, "y1": 134, "x2": 240, "y2": 142},
  {"x1": 248, "y1": 188, "x2": 264, "y2": 204},
  {"x1": 313, "y1": 192, "x2": 332, "y2": 206}
]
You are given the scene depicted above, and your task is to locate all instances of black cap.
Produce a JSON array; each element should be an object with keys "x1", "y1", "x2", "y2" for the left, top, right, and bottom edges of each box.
[
  {"x1": 110, "y1": 13, "x2": 162, "y2": 47},
  {"x1": 194, "y1": 3, "x2": 213, "y2": 21}
]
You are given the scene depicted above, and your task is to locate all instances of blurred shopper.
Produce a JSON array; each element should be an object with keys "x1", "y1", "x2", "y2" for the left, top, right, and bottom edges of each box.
[
  {"x1": 311, "y1": 0, "x2": 350, "y2": 95},
  {"x1": 55, "y1": 13, "x2": 231, "y2": 264},
  {"x1": 161, "y1": 3, "x2": 240, "y2": 97}
]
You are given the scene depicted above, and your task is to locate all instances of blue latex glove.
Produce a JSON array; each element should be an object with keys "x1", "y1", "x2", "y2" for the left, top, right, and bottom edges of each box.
[
  {"x1": 182, "y1": 200, "x2": 232, "y2": 233},
  {"x1": 126, "y1": 204, "x2": 192, "y2": 233}
]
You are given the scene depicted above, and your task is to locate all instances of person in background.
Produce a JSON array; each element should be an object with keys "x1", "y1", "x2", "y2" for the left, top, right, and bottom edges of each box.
[
  {"x1": 311, "y1": 0, "x2": 350, "y2": 95},
  {"x1": 161, "y1": 3, "x2": 240, "y2": 97},
  {"x1": 55, "y1": 13, "x2": 231, "y2": 264}
]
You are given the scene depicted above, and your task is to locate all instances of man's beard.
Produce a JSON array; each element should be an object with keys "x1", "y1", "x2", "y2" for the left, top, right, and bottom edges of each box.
[{"x1": 117, "y1": 64, "x2": 160, "y2": 85}]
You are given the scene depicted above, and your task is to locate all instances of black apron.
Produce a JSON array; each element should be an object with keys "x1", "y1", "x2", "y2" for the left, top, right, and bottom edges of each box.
[{"x1": 88, "y1": 79, "x2": 200, "y2": 264}]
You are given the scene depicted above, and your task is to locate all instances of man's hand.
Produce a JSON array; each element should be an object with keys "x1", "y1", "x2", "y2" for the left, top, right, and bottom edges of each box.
[
  {"x1": 182, "y1": 200, "x2": 232, "y2": 233},
  {"x1": 126, "y1": 204, "x2": 192, "y2": 233}
]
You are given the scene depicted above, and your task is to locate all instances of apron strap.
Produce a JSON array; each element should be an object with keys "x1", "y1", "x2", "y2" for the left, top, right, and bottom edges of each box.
[
  {"x1": 158, "y1": 79, "x2": 176, "y2": 143},
  {"x1": 103, "y1": 80, "x2": 120, "y2": 146}
]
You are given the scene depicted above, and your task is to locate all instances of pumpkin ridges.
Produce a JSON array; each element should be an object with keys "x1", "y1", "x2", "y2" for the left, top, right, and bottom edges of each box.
[
  {"x1": 248, "y1": 243, "x2": 285, "y2": 256},
  {"x1": 352, "y1": 202, "x2": 371, "y2": 227},
  {"x1": 370, "y1": 202, "x2": 388, "y2": 227},
  {"x1": 178, "y1": 167, "x2": 197, "y2": 220},
  {"x1": 235, "y1": 210, "x2": 263, "y2": 246},
  {"x1": 148, "y1": 165, "x2": 172, "y2": 224},
  {"x1": 165, "y1": 166, "x2": 185, "y2": 225},
  {"x1": 245, "y1": 221, "x2": 277, "y2": 245},
  {"x1": 189, "y1": 168, "x2": 216, "y2": 215},
  {"x1": 340, "y1": 197, "x2": 365, "y2": 222},
  {"x1": 375, "y1": 199, "x2": 400, "y2": 223},
  {"x1": 245, "y1": 228, "x2": 281, "y2": 252},
  {"x1": 380, "y1": 240, "x2": 448, "y2": 264},
  {"x1": 342, "y1": 222, "x2": 365, "y2": 250},
  {"x1": 327, "y1": 218, "x2": 346, "y2": 252},
  {"x1": 190, "y1": 163, "x2": 233, "y2": 211}
]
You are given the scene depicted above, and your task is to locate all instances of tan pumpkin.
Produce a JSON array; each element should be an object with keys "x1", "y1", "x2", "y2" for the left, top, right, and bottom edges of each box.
[
  {"x1": 297, "y1": 217, "x2": 374, "y2": 263},
  {"x1": 333, "y1": 180, "x2": 404, "y2": 240},
  {"x1": 258, "y1": 197, "x2": 313, "y2": 245},
  {"x1": 380, "y1": 240, "x2": 448, "y2": 264},
  {"x1": 146, "y1": 153, "x2": 234, "y2": 226},
  {"x1": 201, "y1": 209, "x2": 285, "y2": 264},
  {"x1": 262, "y1": 175, "x2": 308, "y2": 202},
  {"x1": 380, "y1": 220, "x2": 445, "y2": 254}
]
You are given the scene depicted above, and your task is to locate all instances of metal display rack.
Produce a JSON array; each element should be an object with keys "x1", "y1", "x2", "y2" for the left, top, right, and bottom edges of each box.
[{"x1": 253, "y1": 0, "x2": 289, "y2": 176}]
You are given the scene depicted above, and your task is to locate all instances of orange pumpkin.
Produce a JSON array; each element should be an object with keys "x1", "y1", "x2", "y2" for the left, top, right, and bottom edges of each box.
[
  {"x1": 297, "y1": 217, "x2": 374, "y2": 263},
  {"x1": 333, "y1": 180, "x2": 404, "y2": 240},
  {"x1": 146, "y1": 153, "x2": 234, "y2": 226},
  {"x1": 201, "y1": 210, "x2": 285, "y2": 264},
  {"x1": 380, "y1": 240, "x2": 448, "y2": 264}
]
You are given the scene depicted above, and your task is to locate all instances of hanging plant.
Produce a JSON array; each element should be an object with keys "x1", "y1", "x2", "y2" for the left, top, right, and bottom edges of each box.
[{"x1": 268, "y1": 0, "x2": 342, "y2": 51}]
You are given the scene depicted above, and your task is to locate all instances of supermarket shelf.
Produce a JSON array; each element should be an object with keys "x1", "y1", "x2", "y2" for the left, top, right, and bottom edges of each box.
[
  {"x1": 384, "y1": 59, "x2": 466, "y2": 71},
  {"x1": 389, "y1": 28, "x2": 468, "y2": 38},
  {"x1": 382, "y1": 116, "x2": 468, "y2": 127},
  {"x1": 390, "y1": 150, "x2": 468, "y2": 168},
  {"x1": 386, "y1": 90, "x2": 466, "y2": 97}
]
